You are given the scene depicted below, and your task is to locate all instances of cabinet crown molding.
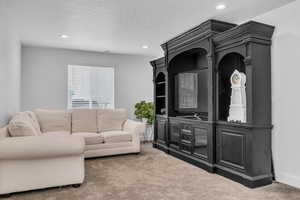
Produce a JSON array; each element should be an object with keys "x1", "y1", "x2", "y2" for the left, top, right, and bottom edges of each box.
[
  {"x1": 213, "y1": 21, "x2": 275, "y2": 47},
  {"x1": 161, "y1": 19, "x2": 236, "y2": 53}
]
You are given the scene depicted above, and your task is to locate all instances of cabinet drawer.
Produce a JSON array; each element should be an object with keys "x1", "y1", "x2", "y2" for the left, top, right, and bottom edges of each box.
[
  {"x1": 193, "y1": 127, "x2": 208, "y2": 158},
  {"x1": 169, "y1": 121, "x2": 180, "y2": 147},
  {"x1": 181, "y1": 143, "x2": 192, "y2": 154},
  {"x1": 181, "y1": 132, "x2": 193, "y2": 143},
  {"x1": 182, "y1": 124, "x2": 192, "y2": 131},
  {"x1": 181, "y1": 128, "x2": 192, "y2": 135},
  {"x1": 156, "y1": 117, "x2": 167, "y2": 144}
]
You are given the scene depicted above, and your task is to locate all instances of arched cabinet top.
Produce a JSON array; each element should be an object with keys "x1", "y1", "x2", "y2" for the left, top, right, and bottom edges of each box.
[
  {"x1": 216, "y1": 50, "x2": 246, "y2": 67},
  {"x1": 167, "y1": 41, "x2": 209, "y2": 64},
  {"x1": 168, "y1": 47, "x2": 208, "y2": 66},
  {"x1": 217, "y1": 53, "x2": 246, "y2": 72},
  {"x1": 162, "y1": 20, "x2": 236, "y2": 64}
]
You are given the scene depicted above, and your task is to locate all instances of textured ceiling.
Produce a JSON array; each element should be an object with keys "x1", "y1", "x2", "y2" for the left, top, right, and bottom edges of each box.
[{"x1": 2, "y1": 0, "x2": 295, "y2": 56}]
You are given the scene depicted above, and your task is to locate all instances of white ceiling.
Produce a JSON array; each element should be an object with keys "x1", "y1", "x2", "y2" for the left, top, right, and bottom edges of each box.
[{"x1": 2, "y1": 0, "x2": 295, "y2": 57}]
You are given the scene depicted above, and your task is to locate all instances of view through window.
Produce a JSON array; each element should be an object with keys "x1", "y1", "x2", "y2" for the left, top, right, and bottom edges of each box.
[{"x1": 68, "y1": 65, "x2": 114, "y2": 109}]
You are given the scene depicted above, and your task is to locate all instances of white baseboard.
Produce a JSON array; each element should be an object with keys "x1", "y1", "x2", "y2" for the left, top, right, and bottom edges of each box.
[{"x1": 276, "y1": 172, "x2": 300, "y2": 188}]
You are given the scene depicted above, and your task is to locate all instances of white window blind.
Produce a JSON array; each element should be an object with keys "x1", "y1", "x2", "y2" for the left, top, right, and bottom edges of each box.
[{"x1": 68, "y1": 65, "x2": 114, "y2": 109}]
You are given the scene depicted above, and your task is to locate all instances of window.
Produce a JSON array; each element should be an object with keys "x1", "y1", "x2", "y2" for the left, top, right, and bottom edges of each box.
[{"x1": 68, "y1": 65, "x2": 114, "y2": 109}]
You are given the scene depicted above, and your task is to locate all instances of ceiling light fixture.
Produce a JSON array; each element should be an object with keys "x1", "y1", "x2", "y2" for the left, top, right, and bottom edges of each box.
[
  {"x1": 60, "y1": 34, "x2": 69, "y2": 39},
  {"x1": 216, "y1": 3, "x2": 226, "y2": 10},
  {"x1": 142, "y1": 45, "x2": 149, "y2": 49}
]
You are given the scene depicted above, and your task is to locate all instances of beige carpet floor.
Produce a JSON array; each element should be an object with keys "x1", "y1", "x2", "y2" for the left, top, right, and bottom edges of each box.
[{"x1": 7, "y1": 144, "x2": 300, "y2": 200}]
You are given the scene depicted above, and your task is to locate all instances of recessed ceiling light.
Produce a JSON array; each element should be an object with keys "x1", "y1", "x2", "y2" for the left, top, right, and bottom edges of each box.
[
  {"x1": 216, "y1": 3, "x2": 226, "y2": 10},
  {"x1": 60, "y1": 34, "x2": 69, "y2": 39},
  {"x1": 142, "y1": 45, "x2": 149, "y2": 49}
]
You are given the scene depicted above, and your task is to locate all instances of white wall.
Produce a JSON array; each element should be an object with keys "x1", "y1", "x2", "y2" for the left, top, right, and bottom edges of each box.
[
  {"x1": 0, "y1": 1, "x2": 21, "y2": 126},
  {"x1": 252, "y1": 0, "x2": 300, "y2": 188},
  {"x1": 21, "y1": 46, "x2": 154, "y2": 119}
]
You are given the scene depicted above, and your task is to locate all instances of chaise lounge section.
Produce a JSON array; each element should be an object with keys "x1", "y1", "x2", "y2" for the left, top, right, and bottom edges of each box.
[{"x1": 0, "y1": 126, "x2": 85, "y2": 196}]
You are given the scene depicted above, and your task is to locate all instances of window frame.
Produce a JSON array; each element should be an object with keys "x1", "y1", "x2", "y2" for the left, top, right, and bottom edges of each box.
[{"x1": 67, "y1": 65, "x2": 115, "y2": 109}]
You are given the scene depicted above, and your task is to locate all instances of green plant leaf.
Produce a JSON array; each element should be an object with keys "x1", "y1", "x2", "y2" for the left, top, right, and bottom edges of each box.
[{"x1": 133, "y1": 101, "x2": 154, "y2": 124}]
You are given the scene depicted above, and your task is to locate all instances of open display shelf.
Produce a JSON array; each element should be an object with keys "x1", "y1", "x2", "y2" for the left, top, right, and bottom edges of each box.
[
  {"x1": 155, "y1": 72, "x2": 166, "y2": 115},
  {"x1": 218, "y1": 53, "x2": 246, "y2": 121}
]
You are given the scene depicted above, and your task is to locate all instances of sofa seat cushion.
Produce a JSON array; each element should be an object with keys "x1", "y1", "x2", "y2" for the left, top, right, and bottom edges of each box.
[
  {"x1": 42, "y1": 131, "x2": 71, "y2": 136},
  {"x1": 34, "y1": 109, "x2": 71, "y2": 133},
  {"x1": 71, "y1": 109, "x2": 98, "y2": 133},
  {"x1": 85, "y1": 142, "x2": 132, "y2": 151},
  {"x1": 97, "y1": 109, "x2": 128, "y2": 132},
  {"x1": 72, "y1": 132, "x2": 104, "y2": 145},
  {"x1": 102, "y1": 131, "x2": 132, "y2": 143}
]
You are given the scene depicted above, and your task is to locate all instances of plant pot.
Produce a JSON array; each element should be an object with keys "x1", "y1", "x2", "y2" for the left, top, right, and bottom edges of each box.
[
  {"x1": 145, "y1": 124, "x2": 154, "y2": 142},
  {"x1": 142, "y1": 118, "x2": 148, "y2": 123}
]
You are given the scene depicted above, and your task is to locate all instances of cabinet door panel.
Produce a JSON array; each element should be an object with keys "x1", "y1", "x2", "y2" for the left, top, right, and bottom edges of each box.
[
  {"x1": 216, "y1": 128, "x2": 246, "y2": 170},
  {"x1": 157, "y1": 119, "x2": 166, "y2": 144},
  {"x1": 181, "y1": 143, "x2": 192, "y2": 154},
  {"x1": 193, "y1": 127, "x2": 208, "y2": 158},
  {"x1": 169, "y1": 121, "x2": 180, "y2": 148}
]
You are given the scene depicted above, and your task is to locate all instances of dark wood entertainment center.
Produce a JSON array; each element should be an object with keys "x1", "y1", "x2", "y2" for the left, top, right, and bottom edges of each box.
[{"x1": 150, "y1": 19, "x2": 274, "y2": 188}]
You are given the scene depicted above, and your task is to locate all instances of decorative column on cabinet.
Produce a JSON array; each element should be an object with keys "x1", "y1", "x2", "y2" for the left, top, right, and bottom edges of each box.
[
  {"x1": 206, "y1": 37, "x2": 216, "y2": 165},
  {"x1": 244, "y1": 43, "x2": 253, "y2": 124}
]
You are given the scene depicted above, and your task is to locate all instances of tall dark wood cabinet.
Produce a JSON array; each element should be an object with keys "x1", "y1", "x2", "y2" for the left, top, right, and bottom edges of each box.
[{"x1": 150, "y1": 19, "x2": 274, "y2": 188}]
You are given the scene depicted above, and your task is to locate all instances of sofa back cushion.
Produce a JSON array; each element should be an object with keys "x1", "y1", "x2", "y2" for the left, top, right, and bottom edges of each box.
[
  {"x1": 25, "y1": 111, "x2": 42, "y2": 135},
  {"x1": 97, "y1": 109, "x2": 127, "y2": 132},
  {"x1": 71, "y1": 109, "x2": 98, "y2": 133},
  {"x1": 34, "y1": 109, "x2": 71, "y2": 133},
  {"x1": 8, "y1": 112, "x2": 39, "y2": 137}
]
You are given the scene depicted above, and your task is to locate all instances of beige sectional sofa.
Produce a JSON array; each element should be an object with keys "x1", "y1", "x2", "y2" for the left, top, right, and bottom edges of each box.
[{"x1": 0, "y1": 108, "x2": 144, "y2": 196}]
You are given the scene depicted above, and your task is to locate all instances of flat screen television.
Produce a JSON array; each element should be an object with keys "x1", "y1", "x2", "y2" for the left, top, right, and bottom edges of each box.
[{"x1": 175, "y1": 70, "x2": 208, "y2": 116}]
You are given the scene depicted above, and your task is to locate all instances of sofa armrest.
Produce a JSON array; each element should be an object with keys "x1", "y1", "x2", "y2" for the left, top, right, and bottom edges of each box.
[
  {"x1": 123, "y1": 119, "x2": 146, "y2": 144},
  {"x1": 0, "y1": 135, "x2": 85, "y2": 160},
  {"x1": 0, "y1": 126, "x2": 9, "y2": 140},
  {"x1": 123, "y1": 119, "x2": 145, "y2": 136}
]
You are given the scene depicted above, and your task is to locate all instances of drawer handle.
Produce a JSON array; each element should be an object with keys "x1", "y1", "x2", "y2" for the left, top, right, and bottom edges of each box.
[
  {"x1": 182, "y1": 129, "x2": 192, "y2": 133},
  {"x1": 181, "y1": 139, "x2": 191, "y2": 144}
]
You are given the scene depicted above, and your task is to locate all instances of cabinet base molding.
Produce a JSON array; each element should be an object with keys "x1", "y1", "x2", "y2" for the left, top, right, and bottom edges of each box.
[
  {"x1": 168, "y1": 147, "x2": 214, "y2": 173},
  {"x1": 153, "y1": 142, "x2": 168, "y2": 153},
  {"x1": 154, "y1": 144, "x2": 273, "y2": 188},
  {"x1": 214, "y1": 164, "x2": 273, "y2": 188}
]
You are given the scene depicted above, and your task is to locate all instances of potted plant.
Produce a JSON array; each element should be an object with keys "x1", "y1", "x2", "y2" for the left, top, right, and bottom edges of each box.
[
  {"x1": 134, "y1": 101, "x2": 154, "y2": 124},
  {"x1": 134, "y1": 101, "x2": 154, "y2": 142}
]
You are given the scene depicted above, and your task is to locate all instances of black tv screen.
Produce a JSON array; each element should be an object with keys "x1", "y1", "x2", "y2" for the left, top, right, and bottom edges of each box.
[
  {"x1": 177, "y1": 73, "x2": 198, "y2": 109},
  {"x1": 175, "y1": 70, "x2": 208, "y2": 114}
]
